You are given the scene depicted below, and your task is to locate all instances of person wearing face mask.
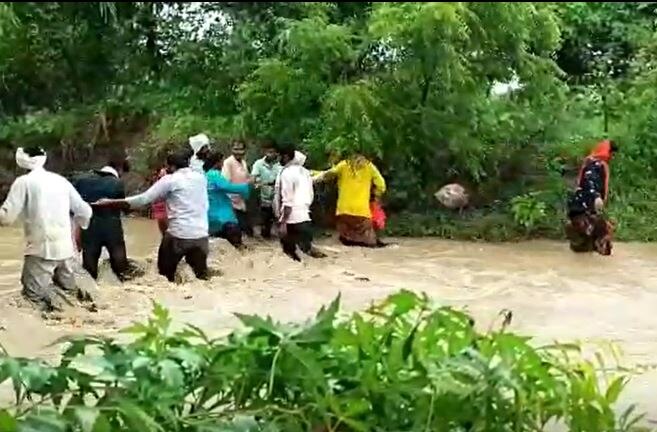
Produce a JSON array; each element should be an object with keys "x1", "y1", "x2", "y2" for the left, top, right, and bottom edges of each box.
[
  {"x1": 250, "y1": 139, "x2": 281, "y2": 239},
  {"x1": 0, "y1": 147, "x2": 93, "y2": 312},
  {"x1": 73, "y1": 149, "x2": 137, "y2": 281}
]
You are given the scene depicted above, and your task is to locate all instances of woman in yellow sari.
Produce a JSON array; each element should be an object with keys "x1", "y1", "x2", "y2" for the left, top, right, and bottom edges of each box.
[{"x1": 317, "y1": 154, "x2": 386, "y2": 247}]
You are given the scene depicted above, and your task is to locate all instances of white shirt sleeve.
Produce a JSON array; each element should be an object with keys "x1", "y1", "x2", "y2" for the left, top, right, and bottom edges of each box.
[
  {"x1": 126, "y1": 175, "x2": 172, "y2": 209},
  {"x1": 280, "y1": 169, "x2": 297, "y2": 208},
  {"x1": 0, "y1": 178, "x2": 26, "y2": 226},
  {"x1": 68, "y1": 182, "x2": 93, "y2": 230}
]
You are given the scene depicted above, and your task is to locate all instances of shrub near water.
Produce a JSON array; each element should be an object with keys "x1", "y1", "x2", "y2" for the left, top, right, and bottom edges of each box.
[{"x1": 0, "y1": 291, "x2": 645, "y2": 431}]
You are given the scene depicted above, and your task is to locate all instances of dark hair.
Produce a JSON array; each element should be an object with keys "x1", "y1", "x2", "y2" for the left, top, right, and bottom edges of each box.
[
  {"x1": 24, "y1": 146, "x2": 45, "y2": 157},
  {"x1": 277, "y1": 143, "x2": 296, "y2": 161},
  {"x1": 261, "y1": 138, "x2": 277, "y2": 150},
  {"x1": 609, "y1": 140, "x2": 619, "y2": 153},
  {"x1": 167, "y1": 150, "x2": 191, "y2": 170},
  {"x1": 108, "y1": 148, "x2": 129, "y2": 170},
  {"x1": 203, "y1": 151, "x2": 224, "y2": 172},
  {"x1": 232, "y1": 139, "x2": 246, "y2": 149}
]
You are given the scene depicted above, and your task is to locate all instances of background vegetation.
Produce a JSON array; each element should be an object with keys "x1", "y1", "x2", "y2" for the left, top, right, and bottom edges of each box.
[{"x1": 1, "y1": 2, "x2": 657, "y2": 240}]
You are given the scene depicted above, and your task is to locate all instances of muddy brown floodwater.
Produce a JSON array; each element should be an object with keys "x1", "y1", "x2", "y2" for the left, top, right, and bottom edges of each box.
[{"x1": 0, "y1": 218, "x2": 655, "y2": 421}]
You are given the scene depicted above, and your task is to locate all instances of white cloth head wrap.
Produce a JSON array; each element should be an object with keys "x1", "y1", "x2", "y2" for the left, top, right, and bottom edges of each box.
[
  {"x1": 291, "y1": 151, "x2": 306, "y2": 166},
  {"x1": 16, "y1": 147, "x2": 47, "y2": 171},
  {"x1": 189, "y1": 133, "x2": 210, "y2": 154}
]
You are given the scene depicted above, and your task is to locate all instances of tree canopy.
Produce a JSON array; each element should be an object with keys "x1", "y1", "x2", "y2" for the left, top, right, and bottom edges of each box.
[{"x1": 1, "y1": 2, "x2": 657, "y2": 239}]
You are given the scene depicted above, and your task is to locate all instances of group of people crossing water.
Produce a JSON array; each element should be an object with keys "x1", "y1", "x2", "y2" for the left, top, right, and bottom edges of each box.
[
  {"x1": 0, "y1": 135, "x2": 615, "y2": 314},
  {"x1": 0, "y1": 136, "x2": 388, "y2": 313}
]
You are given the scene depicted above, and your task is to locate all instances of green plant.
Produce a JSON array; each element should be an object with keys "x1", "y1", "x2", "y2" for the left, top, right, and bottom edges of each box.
[
  {"x1": 0, "y1": 291, "x2": 646, "y2": 431},
  {"x1": 511, "y1": 193, "x2": 548, "y2": 233}
]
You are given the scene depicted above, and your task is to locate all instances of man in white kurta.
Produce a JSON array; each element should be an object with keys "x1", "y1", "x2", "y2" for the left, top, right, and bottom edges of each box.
[{"x1": 0, "y1": 147, "x2": 92, "y2": 311}]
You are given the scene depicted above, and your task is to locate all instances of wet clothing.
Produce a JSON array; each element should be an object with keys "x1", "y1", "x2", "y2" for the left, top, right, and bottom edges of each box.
[
  {"x1": 73, "y1": 169, "x2": 130, "y2": 280},
  {"x1": 276, "y1": 157, "x2": 322, "y2": 261},
  {"x1": 212, "y1": 222, "x2": 243, "y2": 249},
  {"x1": 260, "y1": 206, "x2": 275, "y2": 239},
  {"x1": 320, "y1": 158, "x2": 386, "y2": 248},
  {"x1": 0, "y1": 168, "x2": 92, "y2": 260},
  {"x1": 222, "y1": 155, "x2": 250, "y2": 212},
  {"x1": 566, "y1": 140, "x2": 614, "y2": 255},
  {"x1": 326, "y1": 159, "x2": 386, "y2": 218},
  {"x1": 158, "y1": 234, "x2": 209, "y2": 282},
  {"x1": 0, "y1": 164, "x2": 92, "y2": 309},
  {"x1": 565, "y1": 214, "x2": 612, "y2": 255},
  {"x1": 206, "y1": 169, "x2": 250, "y2": 233},
  {"x1": 127, "y1": 167, "x2": 208, "y2": 240},
  {"x1": 126, "y1": 167, "x2": 209, "y2": 281},
  {"x1": 235, "y1": 209, "x2": 254, "y2": 237},
  {"x1": 281, "y1": 221, "x2": 314, "y2": 261},
  {"x1": 336, "y1": 214, "x2": 378, "y2": 247},
  {"x1": 21, "y1": 256, "x2": 77, "y2": 311}
]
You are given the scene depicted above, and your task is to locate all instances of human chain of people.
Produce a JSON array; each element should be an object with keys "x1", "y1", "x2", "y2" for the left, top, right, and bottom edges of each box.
[{"x1": 0, "y1": 134, "x2": 612, "y2": 315}]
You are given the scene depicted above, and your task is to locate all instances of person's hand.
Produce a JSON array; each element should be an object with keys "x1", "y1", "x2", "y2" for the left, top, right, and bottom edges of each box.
[
  {"x1": 278, "y1": 222, "x2": 287, "y2": 236},
  {"x1": 73, "y1": 227, "x2": 82, "y2": 252},
  {"x1": 92, "y1": 198, "x2": 113, "y2": 207},
  {"x1": 594, "y1": 197, "x2": 604, "y2": 212}
]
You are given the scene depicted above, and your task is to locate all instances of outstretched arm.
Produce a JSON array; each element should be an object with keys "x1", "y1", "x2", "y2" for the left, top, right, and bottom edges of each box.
[
  {"x1": 0, "y1": 179, "x2": 26, "y2": 226},
  {"x1": 208, "y1": 171, "x2": 251, "y2": 198}
]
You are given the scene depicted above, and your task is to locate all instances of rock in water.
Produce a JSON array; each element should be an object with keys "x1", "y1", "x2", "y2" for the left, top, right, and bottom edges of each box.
[{"x1": 435, "y1": 183, "x2": 469, "y2": 209}]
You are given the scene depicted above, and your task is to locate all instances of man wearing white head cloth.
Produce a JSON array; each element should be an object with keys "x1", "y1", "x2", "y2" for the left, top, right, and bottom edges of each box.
[
  {"x1": 0, "y1": 147, "x2": 93, "y2": 312},
  {"x1": 189, "y1": 133, "x2": 211, "y2": 173}
]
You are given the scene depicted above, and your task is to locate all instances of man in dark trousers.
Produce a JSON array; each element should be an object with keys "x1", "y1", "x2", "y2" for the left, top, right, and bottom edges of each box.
[{"x1": 73, "y1": 150, "x2": 134, "y2": 281}]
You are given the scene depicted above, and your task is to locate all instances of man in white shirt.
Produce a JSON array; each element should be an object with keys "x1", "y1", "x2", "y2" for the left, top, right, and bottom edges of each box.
[
  {"x1": 94, "y1": 150, "x2": 210, "y2": 282},
  {"x1": 0, "y1": 147, "x2": 93, "y2": 312},
  {"x1": 275, "y1": 145, "x2": 325, "y2": 261}
]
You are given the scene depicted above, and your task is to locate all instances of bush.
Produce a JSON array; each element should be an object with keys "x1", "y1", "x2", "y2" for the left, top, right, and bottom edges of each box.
[{"x1": 0, "y1": 290, "x2": 645, "y2": 431}]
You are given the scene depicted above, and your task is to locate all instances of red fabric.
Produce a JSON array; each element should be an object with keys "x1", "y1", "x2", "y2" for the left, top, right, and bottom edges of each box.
[
  {"x1": 151, "y1": 168, "x2": 168, "y2": 220},
  {"x1": 588, "y1": 140, "x2": 612, "y2": 162},
  {"x1": 370, "y1": 201, "x2": 386, "y2": 231}
]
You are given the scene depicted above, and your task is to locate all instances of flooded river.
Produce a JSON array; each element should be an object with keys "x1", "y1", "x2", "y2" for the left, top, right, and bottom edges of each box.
[{"x1": 0, "y1": 218, "x2": 655, "y2": 419}]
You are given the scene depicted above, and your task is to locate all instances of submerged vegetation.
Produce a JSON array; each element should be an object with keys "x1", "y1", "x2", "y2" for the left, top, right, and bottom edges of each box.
[{"x1": 0, "y1": 291, "x2": 647, "y2": 431}]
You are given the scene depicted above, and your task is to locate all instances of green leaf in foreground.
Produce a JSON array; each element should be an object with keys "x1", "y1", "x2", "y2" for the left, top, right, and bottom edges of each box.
[{"x1": 1, "y1": 291, "x2": 643, "y2": 432}]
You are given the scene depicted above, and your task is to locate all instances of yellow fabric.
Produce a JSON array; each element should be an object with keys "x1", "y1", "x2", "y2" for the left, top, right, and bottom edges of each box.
[{"x1": 328, "y1": 160, "x2": 386, "y2": 218}]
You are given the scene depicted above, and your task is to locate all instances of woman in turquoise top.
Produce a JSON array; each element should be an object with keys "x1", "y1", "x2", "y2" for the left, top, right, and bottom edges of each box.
[{"x1": 204, "y1": 152, "x2": 251, "y2": 249}]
